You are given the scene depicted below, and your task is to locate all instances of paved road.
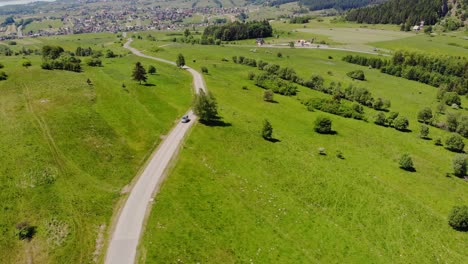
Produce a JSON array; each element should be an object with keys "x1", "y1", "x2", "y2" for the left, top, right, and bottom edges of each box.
[{"x1": 105, "y1": 39, "x2": 206, "y2": 264}]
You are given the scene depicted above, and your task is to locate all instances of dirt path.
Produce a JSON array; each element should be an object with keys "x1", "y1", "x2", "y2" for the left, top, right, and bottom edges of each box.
[{"x1": 105, "y1": 39, "x2": 206, "y2": 264}]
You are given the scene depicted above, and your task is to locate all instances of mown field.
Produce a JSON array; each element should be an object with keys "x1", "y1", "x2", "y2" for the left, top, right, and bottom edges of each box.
[
  {"x1": 0, "y1": 33, "x2": 192, "y2": 263},
  {"x1": 131, "y1": 37, "x2": 468, "y2": 263}
]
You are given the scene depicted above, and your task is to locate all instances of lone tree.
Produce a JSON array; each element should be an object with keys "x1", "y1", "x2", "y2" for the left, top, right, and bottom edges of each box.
[
  {"x1": 148, "y1": 65, "x2": 156, "y2": 75},
  {"x1": 176, "y1": 53, "x2": 185, "y2": 68},
  {"x1": 262, "y1": 119, "x2": 273, "y2": 140},
  {"x1": 314, "y1": 116, "x2": 333, "y2": 134},
  {"x1": 193, "y1": 89, "x2": 218, "y2": 122},
  {"x1": 417, "y1": 107, "x2": 433, "y2": 124},
  {"x1": 263, "y1": 89, "x2": 274, "y2": 102},
  {"x1": 132, "y1": 62, "x2": 147, "y2": 84},
  {"x1": 419, "y1": 124, "x2": 429, "y2": 139},
  {"x1": 448, "y1": 205, "x2": 468, "y2": 231},
  {"x1": 453, "y1": 154, "x2": 467, "y2": 177},
  {"x1": 399, "y1": 153, "x2": 415, "y2": 171},
  {"x1": 445, "y1": 133, "x2": 465, "y2": 152}
]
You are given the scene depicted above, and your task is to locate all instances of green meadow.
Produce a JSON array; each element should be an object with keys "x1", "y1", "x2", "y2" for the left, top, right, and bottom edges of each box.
[
  {"x1": 131, "y1": 38, "x2": 468, "y2": 263},
  {"x1": 0, "y1": 34, "x2": 192, "y2": 262}
]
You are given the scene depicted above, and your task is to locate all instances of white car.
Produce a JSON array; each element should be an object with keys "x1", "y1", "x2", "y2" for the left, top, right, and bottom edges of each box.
[{"x1": 181, "y1": 115, "x2": 190, "y2": 123}]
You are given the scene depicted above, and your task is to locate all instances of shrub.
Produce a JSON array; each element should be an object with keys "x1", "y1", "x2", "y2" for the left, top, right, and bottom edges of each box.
[
  {"x1": 201, "y1": 66, "x2": 208, "y2": 74},
  {"x1": 448, "y1": 205, "x2": 468, "y2": 231},
  {"x1": 386, "y1": 111, "x2": 399, "y2": 127},
  {"x1": 435, "y1": 138, "x2": 443, "y2": 146},
  {"x1": 374, "y1": 112, "x2": 386, "y2": 126},
  {"x1": 0, "y1": 71, "x2": 7, "y2": 81},
  {"x1": 417, "y1": 107, "x2": 433, "y2": 124},
  {"x1": 277, "y1": 52, "x2": 282, "y2": 58},
  {"x1": 16, "y1": 221, "x2": 36, "y2": 240},
  {"x1": 444, "y1": 92, "x2": 461, "y2": 107},
  {"x1": 314, "y1": 116, "x2": 332, "y2": 134},
  {"x1": 148, "y1": 65, "x2": 156, "y2": 74},
  {"x1": 247, "y1": 71, "x2": 255, "y2": 80},
  {"x1": 347, "y1": 70, "x2": 365, "y2": 81},
  {"x1": 0, "y1": 63, "x2": 3, "y2": 68},
  {"x1": 445, "y1": 134, "x2": 465, "y2": 152},
  {"x1": 393, "y1": 116, "x2": 409, "y2": 131},
  {"x1": 263, "y1": 89, "x2": 274, "y2": 102},
  {"x1": 399, "y1": 154, "x2": 414, "y2": 171},
  {"x1": 22, "y1": 60, "x2": 32, "y2": 68},
  {"x1": 419, "y1": 124, "x2": 429, "y2": 139},
  {"x1": 447, "y1": 113, "x2": 459, "y2": 132},
  {"x1": 452, "y1": 154, "x2": 467, "y2": 177},
  {"x1": 262, "y1": 119, "x2": 273, "y2": 140}
]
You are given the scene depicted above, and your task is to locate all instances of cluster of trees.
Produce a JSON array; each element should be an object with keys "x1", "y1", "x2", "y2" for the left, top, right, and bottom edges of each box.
[
  {"x1": 254, "y1": 73, "x2": 298, "y2": 96},
  {"x1": 201, "y1": 21, "x2": 272, "y2": 44},
  {"x1": 192, "y1": 89, "x2": 219, "y2": 123},
  {"x1": 346, "y1": 0, "x2": 449, "y2": 25},
  {"x1": 347, "y1": 70, "x2": 365, "y2": 81},
  {"x1": 374, "y1": 111, "x2": 410, "y2": 131},
  {"x1": 305, "y1": 98, "x2": 365, "y2": 120},
  {"x1": 41, "y1": 46, "x2": 81, "y2": 72},
  {"x1": 343, "y1": 53, "x2": 468, "y2": 95},
  {"x1": 300, "y1": 0, "x2": 385, "y2": 11},
  {"x1": 290, "y1": 16, "x2": 311, "y2": 24}
]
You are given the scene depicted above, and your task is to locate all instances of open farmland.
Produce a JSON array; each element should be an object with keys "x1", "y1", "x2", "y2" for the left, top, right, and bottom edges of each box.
[{"x1": 130, "y1": 37, "x2": 468, "y2": 263}]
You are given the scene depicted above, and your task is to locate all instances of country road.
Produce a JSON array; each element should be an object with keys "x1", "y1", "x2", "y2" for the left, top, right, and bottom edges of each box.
[{"x1": 105, "y1": 39, "x2": 206, "y2": 264}]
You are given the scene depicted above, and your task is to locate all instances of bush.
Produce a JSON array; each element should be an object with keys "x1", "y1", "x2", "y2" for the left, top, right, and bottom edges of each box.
[
  {"x1": 262, "y1": 119, "x2": 273, "y2": 140},
  {"x1": 374, "y1": 112, "x2": 386, "y2": 126},
  {"x1": 0, "y1": 63, "x2": 4, "y2": 68},
  {"x1": 347, "y1": 70, "x2": 365, "y2": 81},
  {"x1": 0, "y1": 71, "x2": 7, "y2": 81},
  {"x1": 419, "y1": 124, "x2": 429, "y2": 139},
  {"x1": 263, "y1": 89, "x2": 274, "y2": 102},
  {"x1": 314, "y1": 116, "x2": 333, "y2": 134},
  {"x1": 86, "y1": 58, "x2": 102, "y2": 67},
  {"x1": 417, "y1": 107, "x2": 433, "y2": 124},
  {"x1": 277, "y1": 52, "x2": 282, "y2": 58},
  {"x1": 247, "y1": 71, "x2": 255, "y2": 80},
  {"x1": 22, "y1": 60, "x2": 32, "y2": 68},
  {"x1": 445, "y1": 134, "x2": 465, "y2": 152},
  {"x1": 16, "y1": 221, "x2": 36, "y2": 240},
  {"x1": 452, "y1": 154, "x2": 467, "y2": 177},
  {"x1": 444, "y1": 92, "x2": 461, "y2": 107},
  {"x1": 448, "y1": 205, "x2": 468, "y2": 231},
  {"x1": 393, "y1": 116, "x2": 409, "y2": 131},
  {"x1": 399, "y1": 154, "x2": 414, "y2": 171},
  {"x1": 435, "y1": 138, "x2": 443, "y2": 146},
  {"x1": 201, "y1": 66, "x2": 208, "y2": 74}
]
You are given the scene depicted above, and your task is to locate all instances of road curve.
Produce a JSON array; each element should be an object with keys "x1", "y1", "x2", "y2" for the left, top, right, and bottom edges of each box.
[{"x1": 105, "y1": 39, "x2": 206, "y2": 264}]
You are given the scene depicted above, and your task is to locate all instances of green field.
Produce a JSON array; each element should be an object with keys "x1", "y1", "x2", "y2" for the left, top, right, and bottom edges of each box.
[
  {"x1": 130, "y1": 38, "x2": 468, "y2": 263},
  {"x1": 24, "y1": 19, "x2": 64, "y2": 33},
  {"x1": 0, "y1": 34, "x2": 192, "y2": 263}
]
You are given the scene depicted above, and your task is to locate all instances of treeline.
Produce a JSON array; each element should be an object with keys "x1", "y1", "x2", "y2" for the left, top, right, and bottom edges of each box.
[
  {"x1": 305, "y1": 98, "x2": 365, "y2": 120},
  {"x1": 300, "y1": 0, "x2": 385, "y2": 11},
  {"x1": 201, "y1": 21, "x2": 272, "y2": 44},
  {"x1": 343, "y1": 53, "x2": 468, "y2": 95},
  {"x1": 41, "y1": 45, "x2": 81, "y2": 72},
  {"x1": 234, "y1": 55, "x2": 391, "y2": 111},
  {"x1": 346, "y1": 0, "x2": 449, "y2": 25}
]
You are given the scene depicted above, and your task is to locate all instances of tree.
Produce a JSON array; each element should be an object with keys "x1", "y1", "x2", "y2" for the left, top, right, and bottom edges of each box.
[
  {"x1": 399, "y1": 154, "x2": 414, "y2": 171},
  {"x1": 347, "y1": 70, "x2": 365, "y2": 81},
  {"x1": 445, "y1": 134, "x2": 465, "y2": 152},
  {"x1": 132, "y1": 62, "x2": 147, "y2": 84},
  {"x1": 453, "y1": 154, "x2": 467, "y2": 177},
  {"x1": 448, "y1": 205, "x2": 468, "y2": 231},
  {"x1": 417, "y1": 107, "x2": 433, "y2": 124},
  {"x1": 314, "y1": 116, "x2": 333, "y2": 134},
  {"x1": 386, "y1": 111, "x2": 399, "y2": 127},
  {"x1": 263, "y1": 89, "x2": 274, "y2": 102},
  {"x1": 22, "y1": 60, "x2": 31, "y2": 68},
  {"x1": 457, "y1": 116, "x2": 468, "y2": 138},
  {"x1": 262, "y1": 119, "x2": 273, "y2": 140},
  {"x1": 393, "y1": 116, "x2": 409, "y2": 131},
  {"x1": 193, "y1": 89, "x2": 218, "y2": 122},
  {"x1": 0, "y1": 71, "x2": 7, "y2": 81},
  {"x1": 148, "y1": 65, "x2": 156, "y2": 75},
  {"x1": 447, "y1": 113, "x2": 459, "y2": 132},
  {"x1": 444, "y1": 92, "x2": 461, "y2": 107},
  {"x1": 374, "y1": 112, "x2": 386, "y2": 126},
  {"x1": 419, "y1": 124, "x2": 429, "y2": 139},
  {"x1": 176, "y1": 53, "x2": 185, "y2": 68},
  {"x1": 201, "y1": 66, "x2": 208, "y2": 74}
]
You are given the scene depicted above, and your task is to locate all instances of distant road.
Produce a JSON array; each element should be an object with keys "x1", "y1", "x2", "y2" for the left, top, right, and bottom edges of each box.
[{"x1": 105, "y1": 39, "x2": 206, "y2": 264}]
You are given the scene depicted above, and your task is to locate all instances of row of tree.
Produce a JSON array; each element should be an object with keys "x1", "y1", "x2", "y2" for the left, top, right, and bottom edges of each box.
[
  {"x1": 343, "y1": 54, "x2": 468, "y2": 95},
  {"x1": 345, "y1": 0, "x2": 449, "y2": 25},
  {"x1": 201, "y1": 21, "x2": 272, "y2": 44},
  {"x1": 305, "y1": 97, "x2": 365, "y2": 120},
  {"x1": 300, "y1": 0, "x2": 385, "y2": 11}
]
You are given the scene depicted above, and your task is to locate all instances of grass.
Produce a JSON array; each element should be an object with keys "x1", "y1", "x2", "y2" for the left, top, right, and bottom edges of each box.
[
  {"x1": 132, "y1": 40, "x2": 468, "y2": 263},
  {"x1": 23, "y1": 19, "x2": 64, "y2": 33},
  {"x1": 0, "y1": 33, "x2": 192, "y2": 262}
]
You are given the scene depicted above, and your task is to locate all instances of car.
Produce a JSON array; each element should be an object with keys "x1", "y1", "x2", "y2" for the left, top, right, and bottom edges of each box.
[{"x1": 181, "y1": 115, "x2": 190, "y2": 123}]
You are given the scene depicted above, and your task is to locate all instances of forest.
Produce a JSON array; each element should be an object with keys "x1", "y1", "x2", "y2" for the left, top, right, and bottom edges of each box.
[
  {"x1": 201, "y1": 21, "x2": 272, "y2": 44},
  {"x1": 346, "y1": 0, "x2": 449, "y2": 25}
]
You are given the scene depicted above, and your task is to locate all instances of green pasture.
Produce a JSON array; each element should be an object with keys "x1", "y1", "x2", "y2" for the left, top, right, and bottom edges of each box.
[
  {"x1": 130, "y1": 40, "x2": 468, "y2": 263},
  {"x1": 0, "y1": 34, "x2": 192, "y2": 263}
]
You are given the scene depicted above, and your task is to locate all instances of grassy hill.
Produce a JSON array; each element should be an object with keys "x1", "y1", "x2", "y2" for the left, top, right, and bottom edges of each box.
[
  {"x1": 0, "y1": 33, "x2": 192, "y2": 262},
  {"x1": 130, "y1": 37, "x2": 468, "y2": 263}
]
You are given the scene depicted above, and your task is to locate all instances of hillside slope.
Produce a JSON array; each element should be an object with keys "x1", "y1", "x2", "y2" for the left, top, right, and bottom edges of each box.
[{"x1": 346, "y1": 0, "x2": 449, "y2": 25}]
